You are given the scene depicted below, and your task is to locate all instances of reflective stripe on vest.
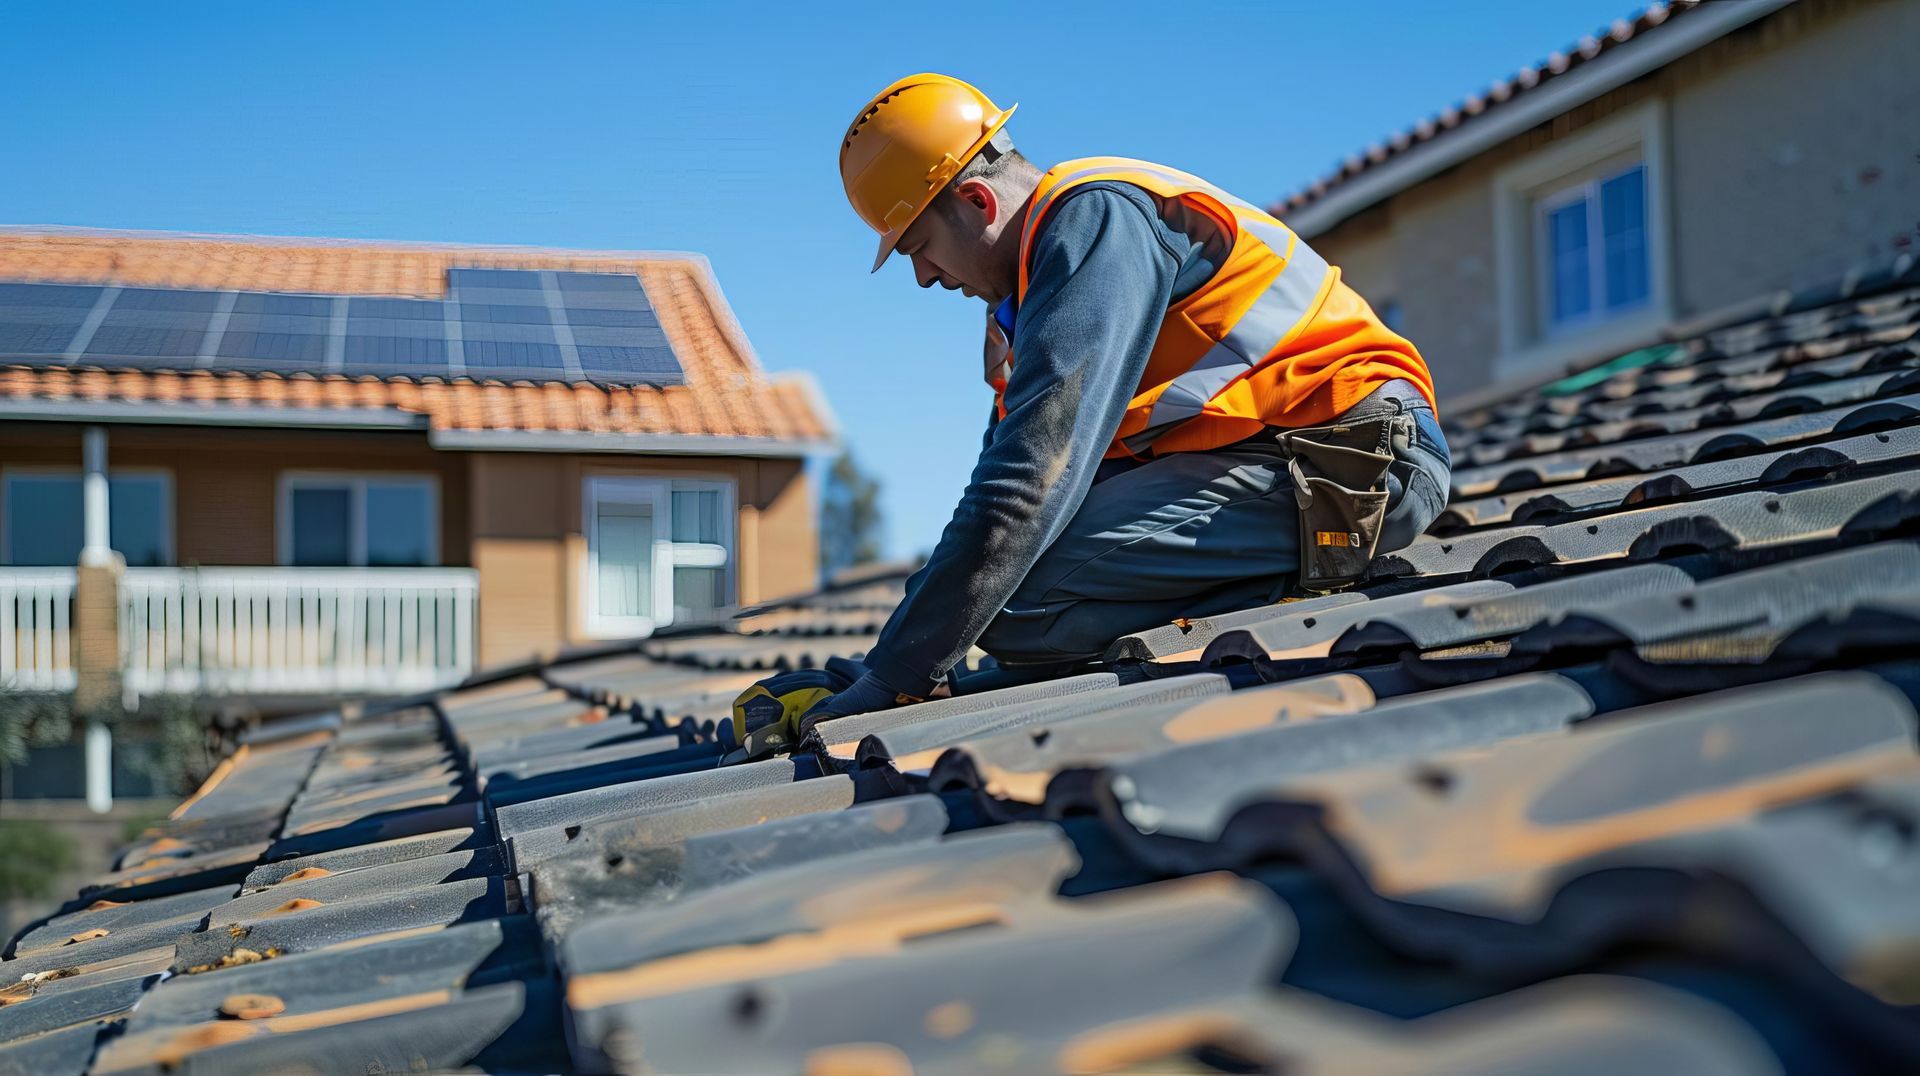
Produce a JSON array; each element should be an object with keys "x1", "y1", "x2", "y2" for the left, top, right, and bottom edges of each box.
[
  {"x1": 1007, "y1": 156, "x2": 1433, "y2": 457},
  {"x1": 1124, "y1": 230, "x2": 1331, "y2": 454}
]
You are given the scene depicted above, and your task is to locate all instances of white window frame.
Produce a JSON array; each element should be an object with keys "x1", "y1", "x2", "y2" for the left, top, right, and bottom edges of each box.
[
  {"x1": 1492, "y1": 100, "x2": 1674, "y2": 381},
  {"x1": 0, "y1": 466, "x2": 174, "y2": 566},
  {"x1": 582, "y1": 475, "x2": 736, "y2": 639},
  {"x1": 1535, "y1": 162, "x2": 1651, "y2": 336},
  {"x1": 276, "y1": 472, "x2": 440, "y2": 567}
]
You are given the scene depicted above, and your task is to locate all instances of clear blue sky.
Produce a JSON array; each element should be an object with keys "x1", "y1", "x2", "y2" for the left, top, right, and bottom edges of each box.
[{"x1": 1, "y1": 0, "x2": 1635, "y2": 557}]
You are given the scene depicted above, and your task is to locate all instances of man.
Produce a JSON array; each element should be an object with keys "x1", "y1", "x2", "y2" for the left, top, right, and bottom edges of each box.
[{"x1": 736, "y1": 73, "x2": 1450, "y2": 748}]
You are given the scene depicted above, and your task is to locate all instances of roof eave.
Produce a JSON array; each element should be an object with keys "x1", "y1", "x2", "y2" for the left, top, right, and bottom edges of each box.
[
  {"x1": 0, "y1": 399, "x2": 429, "y2": 431},
  {"x1": 0, "y1": 402, "x2": 837, "y2": 456},
  {"x1": 427, "y1": 428, "x2": 836, "y2": 458},
  {"x1": 1284, "y1": 0, "x2": 1796, "y2": 239}
]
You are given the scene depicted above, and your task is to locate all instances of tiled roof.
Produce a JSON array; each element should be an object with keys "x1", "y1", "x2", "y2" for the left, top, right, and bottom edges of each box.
[
  {"x1": 1273, "y1": 0, "x2": 1725, "y2": 222},
  {"x1": 7, "y1": 265, "x2": 1920, "y2": 1072},
  {"x1": 0, "y1": 229, "x2": 832, "y2": 444}
]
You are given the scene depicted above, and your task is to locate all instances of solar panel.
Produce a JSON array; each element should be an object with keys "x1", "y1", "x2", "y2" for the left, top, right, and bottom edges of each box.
[
  {"x1": 577, "y1": 346, "x2": 685, "y2": 383},
  {"x1": 216, "y1": 330, "x2": 329, "y2": 365},
  {"x1": 0, "y1": 270, "x2": 687, "y2": 385},
  {"x1": 0, "y1": 318, "x2": 87, "y2": 356},
  {"x1": 564, "y1": 306, "x2": 660, "y2": 328},
  {"x1": 83, "y1": 324, "x2": 209, "y2": 361},
  {"x1": 569, "y1": 325, "x2": 669, "y2": 348},
  {"x1": 459, "y1": 320, "x2": 558, "y2": 344},
  {"x1": 350, "y1": 297, "x2": 442, "y2": 320},
  {"x1": 462, "y1": 339, "x2": 567, "y2": 380},
  {"x1": 554, "y1": 271, "x2": 648, "y2": 303},
  {"x1": 223, "y1": 312, "x2": 334, "y2": 336},
  {"x1": 0, "y1": 284, "x2": 105, "y2": 359},
  {"x1": 461, "y1": 303, "x2": 553, "y2": 325},
  {"x1": 449, "y1": 287, "x2": 547, "y2": 308},
  {"x1": 0, "y1": 283, "x2": 105, "y2": 309},
  {"x1": 347, "y1": 317, "x2": 445, "y2": 339},
  {"x1": 449, "y1": 268, "x2": 545, "y2": 292},
  {"x1": 231, "y1": 293, "x2": 332, "y2": 317},
  {"x1": 343, "y1": 333, "x2": 448, "y2": 367},
  {"x1": 113, "y1": 288, "x2": 225, "y2": 312}
]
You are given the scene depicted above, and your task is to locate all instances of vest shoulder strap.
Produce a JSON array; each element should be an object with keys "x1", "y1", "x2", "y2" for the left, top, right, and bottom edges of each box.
[{"x1": 1017, "y1": 158, "x2": 1243, "y2": 299}]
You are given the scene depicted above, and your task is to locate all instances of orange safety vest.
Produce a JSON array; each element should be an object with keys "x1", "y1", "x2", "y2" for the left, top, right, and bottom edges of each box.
[{"x1": 986, "y1": 157, "x2": 1435, "y2": 459}]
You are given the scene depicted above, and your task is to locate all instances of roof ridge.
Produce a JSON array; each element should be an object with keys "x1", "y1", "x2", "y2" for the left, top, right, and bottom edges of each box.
[{"x1": 1272, "y1": 0, "x2": 1722, "y2": 221}]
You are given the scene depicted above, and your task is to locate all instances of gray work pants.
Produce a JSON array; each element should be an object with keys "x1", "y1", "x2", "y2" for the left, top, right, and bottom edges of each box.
[{"x1": 976, "y1": 380, "x2": 1451, "y2": 665}]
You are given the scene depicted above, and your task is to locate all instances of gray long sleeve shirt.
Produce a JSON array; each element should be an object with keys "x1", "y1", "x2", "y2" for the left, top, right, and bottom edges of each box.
[{"x1": 863, "y1": 181, "x2": 1226, "y2": 696}]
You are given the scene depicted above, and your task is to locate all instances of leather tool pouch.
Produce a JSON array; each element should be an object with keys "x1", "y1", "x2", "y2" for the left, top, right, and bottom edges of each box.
[{"x1": 1280, "y1": 412, "x2": 1410, "y2": 593}]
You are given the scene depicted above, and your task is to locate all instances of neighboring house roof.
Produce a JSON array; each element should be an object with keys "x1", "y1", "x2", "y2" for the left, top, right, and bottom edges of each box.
[
  {"x1": 0, "y1": 228, "x2": 834, "y2": 451},
  {"x1": 5, "y1": 263, "x2": 1919, "y2": 1071},
  {"x1": 1273, "y1": 0, "x2": 1796, "y2": 237}
]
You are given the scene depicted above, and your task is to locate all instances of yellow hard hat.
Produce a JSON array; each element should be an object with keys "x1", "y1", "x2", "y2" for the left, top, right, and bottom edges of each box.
[{"x1": 840, "y1": 73, "x2": 1017, "y2": 273}]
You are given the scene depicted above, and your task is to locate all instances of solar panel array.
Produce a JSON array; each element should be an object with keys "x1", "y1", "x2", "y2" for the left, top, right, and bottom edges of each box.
[{"x1": 0, "y1": 268, "x2": 684, "y2": 386}]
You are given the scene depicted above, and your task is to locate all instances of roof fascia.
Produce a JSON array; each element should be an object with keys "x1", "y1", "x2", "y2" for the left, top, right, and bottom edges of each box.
[
  {"x1": 427, "y1": 429, "x2": 835, "y2": 458},
  {"x1": 0, "y1": 399, "x2": 428, "y2": 431}
]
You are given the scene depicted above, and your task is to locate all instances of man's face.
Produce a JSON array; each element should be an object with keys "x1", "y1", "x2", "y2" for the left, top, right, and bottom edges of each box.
[{"x1": 893, "y1": 179, "x2": 1005, "y2": 303}]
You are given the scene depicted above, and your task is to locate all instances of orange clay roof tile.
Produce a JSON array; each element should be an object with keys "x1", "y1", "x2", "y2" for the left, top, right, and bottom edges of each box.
[{"x1": 0, "y1": 229, "x2": 833, "y2": 443}]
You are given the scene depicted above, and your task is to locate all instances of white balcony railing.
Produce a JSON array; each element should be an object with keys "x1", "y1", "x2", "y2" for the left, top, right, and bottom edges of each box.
[
  {"x1": 0, "y1": 568, "x2": 77, "y2": 692},
  {"x1": 120, "y1": 567, "x2": 478, "y2": 697}
]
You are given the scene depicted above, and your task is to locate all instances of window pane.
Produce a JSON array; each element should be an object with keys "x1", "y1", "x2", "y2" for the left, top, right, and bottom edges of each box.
[
  {"x1": 1547, "y1": 199, "x2": 1591, "y2": 324},
  {"x1": 671, "y1": 489, "x2": 723, "y2": 544},
  {"x1": 109, "y1": 476, "x2": 168, "y2": 567},
  {"x1": 365, "y1": 484, "x2": 433, "y2": 567},
  {"x1": 672, "y1": 565, "x2": 728, "y2": 624},
  {"x1": 1377, "y1": 300, "x2": 1404, "y2": 335},
  {"x1": 596, "y1": 500, "x2": 654, "y2": 619},
  {"x1": 1600, "y1": 165, "x2": 1649, "y2": 310},
  {"x1": 290, "y1": 487, "x2": 353, "y2": 566},
  {"x1": 5, "y1": 475, "x2": 82, "y2": 566}
]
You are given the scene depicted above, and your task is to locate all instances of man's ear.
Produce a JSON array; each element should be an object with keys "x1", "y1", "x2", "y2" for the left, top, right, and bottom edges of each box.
[{"x1": 952, "y1": 177, "x2": 1000, "y2": 225}]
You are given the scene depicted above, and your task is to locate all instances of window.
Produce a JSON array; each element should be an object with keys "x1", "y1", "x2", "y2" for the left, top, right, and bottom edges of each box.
[
  {"x1": 1538, "y1": 163, "x2": 1650, "y2": 332},
  {"x1": 1491, "y1": 102, "x2": 1671, "y2": 380},
  {"x1": 2, "y1": 470, "x2": 172, "y2": 566},
  {"x1": 279, "y1": 474, "x2": 437, "y2": 567},
  {"x1": 1377, "y1": 300, "x2": 1405, "y2": 335},
  {"x1": 584, "y1": 477, "x2": 734, "y2": 637}
]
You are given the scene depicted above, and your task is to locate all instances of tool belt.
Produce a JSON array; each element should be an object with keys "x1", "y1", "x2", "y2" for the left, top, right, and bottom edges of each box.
[{"x1": 1275, "y1": 405, "x2": 1414, "y2": 593}]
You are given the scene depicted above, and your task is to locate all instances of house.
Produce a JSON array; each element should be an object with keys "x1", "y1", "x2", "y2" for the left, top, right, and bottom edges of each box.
[
  {"x1": 1279, "y1": 0, "x2": 1917, "y2": 403},
  {"x1": 0, "y1": 228, "x2": 833, "y2": 800}
]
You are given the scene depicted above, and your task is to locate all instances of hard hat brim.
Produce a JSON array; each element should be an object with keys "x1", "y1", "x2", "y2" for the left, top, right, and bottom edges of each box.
[{"x1": 869, "y1": 226, "x2": 905, "y2": 274}]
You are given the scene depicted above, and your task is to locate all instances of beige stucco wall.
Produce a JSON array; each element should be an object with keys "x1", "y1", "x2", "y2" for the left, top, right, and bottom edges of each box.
[
  {"x1": 468, "y1": 451, "x2": 816, "y2": 667},
  {"x1": 1666, "y1": 0, "x2": 1920, "y2": 312},
  {"x1": 1305, "y1": 0, "x2": 1917, "y2": 400}
]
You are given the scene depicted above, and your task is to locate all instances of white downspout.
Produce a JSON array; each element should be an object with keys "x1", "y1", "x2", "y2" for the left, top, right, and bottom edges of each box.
[
  {"x1": 81, "y1": 426, "x2": 112, "y2": 566},
  {"x1": 82, "y1": 425, "x2": 113, "y2": 813}
]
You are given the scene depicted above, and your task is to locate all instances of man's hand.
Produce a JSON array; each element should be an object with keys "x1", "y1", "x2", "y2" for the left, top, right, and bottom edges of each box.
[{"x1": 795, "y1": 671, "x2": 924, "y2": 737}]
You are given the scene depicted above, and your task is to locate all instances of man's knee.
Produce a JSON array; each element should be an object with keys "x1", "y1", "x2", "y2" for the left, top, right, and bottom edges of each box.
[
  {"x1": 976, "y1": 597, "x2": 1128, "y2": 666},
  {"x1": 975, "y1": 604, "x2": 1065, "y2": 665}
]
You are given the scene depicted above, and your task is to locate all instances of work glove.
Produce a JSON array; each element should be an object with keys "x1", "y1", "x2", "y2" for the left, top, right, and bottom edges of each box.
[
  {"x1": 795, "y1": 671, "x2": 925, "y2": 737},
  {"x1": 728, "y1": 656, "x2": 866, "y2": 761}
]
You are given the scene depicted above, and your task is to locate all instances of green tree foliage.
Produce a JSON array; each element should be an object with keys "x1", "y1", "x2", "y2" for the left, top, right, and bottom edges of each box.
[
  {"x1": 820, "y1": 449, "x2": 884, "y2": 579},
  {"x1": 2, "y1": 691, "x2": 217, "y2": 801},
  {"x1": 0, "y1": 691, "x2": 72, "y2": 770},
  {"x1": 0, "y1": 820, "x2": 73, "y2": 901}
]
